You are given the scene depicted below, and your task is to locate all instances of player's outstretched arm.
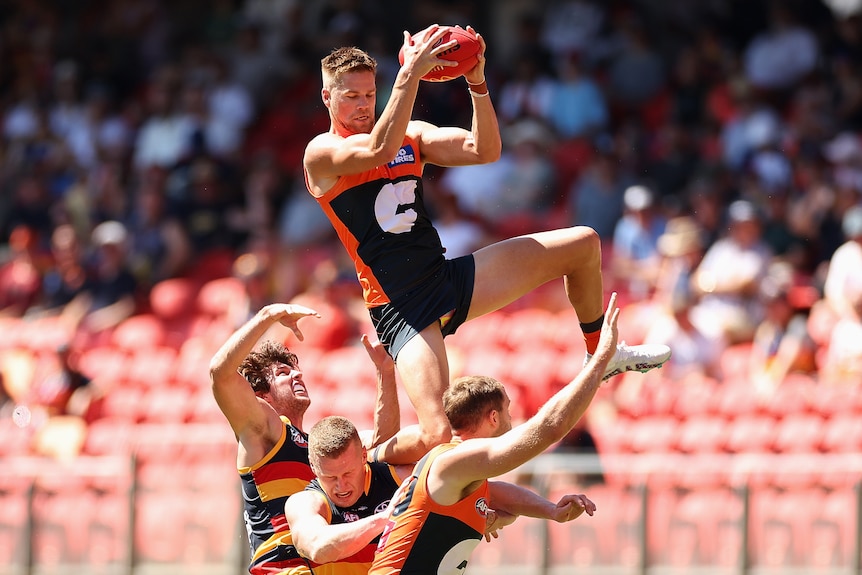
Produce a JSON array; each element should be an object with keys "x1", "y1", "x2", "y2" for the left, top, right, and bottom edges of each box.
[
  {"x1": 488, "y1": 481, "x2": 595, "y2": 523},
  {"x1": 436, "y1": 294, "x2": 620, "y2": 485},
  {"x1": 210, "y1": 303, "x2": 319, "y2": 437},
  {"x1": 360, "y1": 334, "x2": 400, "y2": 449}
]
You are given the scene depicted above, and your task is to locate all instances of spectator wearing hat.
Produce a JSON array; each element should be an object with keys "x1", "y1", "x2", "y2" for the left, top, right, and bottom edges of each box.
[
  {"x1": 652, "y1": 216, "x2": 707, "y2": 310},
  {"x1": 689, "y1": 200, "x2": 773, "y2": 344},
  {"x1": 640, "y1": 215, "x2": 723, "y2": 380},
  {"x1": 73, "y1": 220, "x2": 139, "y2": 346},
  {"x1": 611, "y1": 184, "x2": 667, "y2": 299}
]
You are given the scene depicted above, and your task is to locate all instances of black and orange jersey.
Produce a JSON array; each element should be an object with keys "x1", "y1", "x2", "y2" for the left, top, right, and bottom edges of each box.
[
  {"x1": 239, "y1": 416, "x2": 315, "y2": 574},
  {"x1": 369, "y1": 443, "x2": 490, "y2": 575},
  {"x1": 310, "y1": 136, "x2": 446, "y2": 307},
  {"x1": 298, "y1": 461, "x2": 402, "y2": 575}
]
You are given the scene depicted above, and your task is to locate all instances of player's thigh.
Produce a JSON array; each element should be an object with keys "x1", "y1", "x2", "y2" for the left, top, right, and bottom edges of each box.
[
  {"x1": 395, "y1": 324, "x2": 450, "y2": 425},
  {"x1": 468, "y1": 227, "x2": 599, "y2": 319}
]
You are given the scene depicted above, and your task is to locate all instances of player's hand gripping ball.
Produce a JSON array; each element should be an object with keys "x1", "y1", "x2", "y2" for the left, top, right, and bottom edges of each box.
[{"x1": 399, "y1": 25, "x2": 480, "y2": 82}]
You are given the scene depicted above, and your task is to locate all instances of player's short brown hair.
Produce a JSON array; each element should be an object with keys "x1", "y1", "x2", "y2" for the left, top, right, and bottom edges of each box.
[
  {"x1": 321, "y1": 47, "x2": 377, "y2": 84},
  {"x1": 308, "y1": 415, "x2": 360, "y2": 466},
  {"x1": 443, "y1": 375, "x2": 506, "y2": 433},
  {"x1": 239, "y1": 340, "x2": 298, "y2": 393}
]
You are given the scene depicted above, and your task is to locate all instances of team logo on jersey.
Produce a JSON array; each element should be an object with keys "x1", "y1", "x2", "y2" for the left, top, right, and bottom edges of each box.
[
  {"x1": 388, "y1": 145, "x2": 416, "y2": 167},
  {"x1": 375, "y1": 180, "x2": 418, "y2": 234},
  {"x1": 475, "y1": 497, "x2": 489, "y2": 517},
  {"x1": 374, "y1": 499, "x2": 391, "y2": 514},
  {"x1": 289, "y1": 427, "x2": 308, "y2": 448}
]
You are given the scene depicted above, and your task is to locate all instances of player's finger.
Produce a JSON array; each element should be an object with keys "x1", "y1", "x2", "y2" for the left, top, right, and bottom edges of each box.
[{"x1": 291, "y1": 326, "x2": 305, "y2": 342}]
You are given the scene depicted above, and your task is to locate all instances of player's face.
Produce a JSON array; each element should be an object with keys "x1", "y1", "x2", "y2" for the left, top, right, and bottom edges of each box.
[
  {"x1": 329, "y1": 70, "x2": 377, "y2": 135},
  {"x1": 313, "y1": 440, "x2": 368, "y2": 508},
  {"x1": 493, "y1": 391, "x2": 514, "y2": 436},
  {"x1": 264, "y1": 361, "x2": 310, "y2": 414}
]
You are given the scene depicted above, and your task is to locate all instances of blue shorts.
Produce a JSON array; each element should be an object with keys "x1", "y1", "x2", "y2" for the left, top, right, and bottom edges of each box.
[{"x1": 369, "y1": 255, "x2": 475, "y2": 360}]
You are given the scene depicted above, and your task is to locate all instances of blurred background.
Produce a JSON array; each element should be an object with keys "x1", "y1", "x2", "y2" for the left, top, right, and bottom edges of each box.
[{"x1": 2, "y1": 0, "x2": 862, "y2": 573}]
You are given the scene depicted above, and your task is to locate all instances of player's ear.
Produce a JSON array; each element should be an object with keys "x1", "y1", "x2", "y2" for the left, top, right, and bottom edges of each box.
[{"x1": 322, "y1": 88, "x2": 330, "y2": 105}]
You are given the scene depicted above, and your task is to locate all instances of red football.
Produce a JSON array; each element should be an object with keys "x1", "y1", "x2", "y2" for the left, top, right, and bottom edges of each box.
[{"x1": 398, "y1": 25, "x2": 480, "y2": 82}]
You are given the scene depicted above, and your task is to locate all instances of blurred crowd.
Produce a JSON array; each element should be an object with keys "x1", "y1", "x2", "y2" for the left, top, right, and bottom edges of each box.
[{"x1": 2, "y1": 0, "x2": 862, "y2": 426}]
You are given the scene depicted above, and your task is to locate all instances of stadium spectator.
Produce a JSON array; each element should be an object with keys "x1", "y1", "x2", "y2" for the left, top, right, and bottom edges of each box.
[
  {"x1": 611, "y1": 184, "x2": 667, "y2": 299},
  {"x1": 0, "y1": 225, "x2": 44, "y2": 316},
  {"x1": 690, "y1": 200, "x2": 773, "y2": 344},
  {"x1": 822, "y1": 204, "x2": 862, "y2": 321}
]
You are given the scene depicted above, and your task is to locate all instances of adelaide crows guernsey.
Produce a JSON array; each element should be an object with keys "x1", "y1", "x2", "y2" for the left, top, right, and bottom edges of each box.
[
  {"x1": 239, "y1": 416, "x2": 314, "y2": 574},
  {"x1": 369, "y1": 443, "x2": 490, "y2": 575},
  {"x1": 310, "y1": 136, "x2": 447, "y2": 308},
  {"x1": 298, "y1": 461, "x2": 402, "y2": 575}
]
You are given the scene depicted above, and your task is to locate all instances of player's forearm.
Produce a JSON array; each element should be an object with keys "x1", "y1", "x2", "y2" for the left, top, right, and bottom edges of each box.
[
  {"x1": 488, "y1": 481, "x2": 555, "y2": 519},
  {"x1": 521, "y1": 349, "x2": 610, "y2": 449},
  {"x1": 299, "y1": 514, "x2": 390, "y2": 564},
  {"x1": 368, "y1": 68, "x2": 421, "y2": 160},
  {"x1": 370, "y1": 363, "x2": 400, "y2": 446},
  {"x1": 468, "y1": 90, "x2": 502, "y2": 163}
]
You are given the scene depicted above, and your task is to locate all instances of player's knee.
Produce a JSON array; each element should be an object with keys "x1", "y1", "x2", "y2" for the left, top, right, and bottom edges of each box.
[{"x1": 569, "y1": 225, "x2": 602, "y2": 265}]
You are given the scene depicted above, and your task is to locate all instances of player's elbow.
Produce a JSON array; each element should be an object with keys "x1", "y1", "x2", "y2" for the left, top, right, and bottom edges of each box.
[
  {"x1": 476, "y1": 144, "x2": 502, "y2": 164},
  {"x1": 299, "y1": 541, "x2": 340, "y2": 565}
]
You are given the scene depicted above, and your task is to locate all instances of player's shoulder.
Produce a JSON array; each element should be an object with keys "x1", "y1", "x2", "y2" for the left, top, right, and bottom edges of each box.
[{"x1": 305, "y1": 131, "x2": 339, "y2": 153}]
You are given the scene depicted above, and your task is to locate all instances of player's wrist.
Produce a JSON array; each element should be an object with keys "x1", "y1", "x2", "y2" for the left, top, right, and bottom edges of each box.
[{"x1": 467, "y1": 79, "x2": 488, "y2": 97}]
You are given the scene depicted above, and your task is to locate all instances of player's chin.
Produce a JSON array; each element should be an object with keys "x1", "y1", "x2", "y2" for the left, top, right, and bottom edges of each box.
[{"x1": 351, "y1": 118, "x2": 374, "y2": 133}]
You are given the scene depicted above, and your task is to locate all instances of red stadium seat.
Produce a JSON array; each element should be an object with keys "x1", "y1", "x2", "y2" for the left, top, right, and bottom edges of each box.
[
  {"x1": 126, "y1": 346, "x2": 179, "y2": 388},
  {"x1": 111, "y1": 314, "x2": 167, "y2": 351},
  {"x1": 663, "y1": 488, "x2": 744, "y2": 567},
  {"x1": 821, "y1": 414, "x2": 862, "y2": 453},
  {"x1": 715, "y1": 382, "x2": 767, "y2": 421},
  {"x1": 99, "y1": 387, "x2": 146, "y2": 423},
  {"x1": 749, "y1": 487, "x2": 824, "y2": 566},
  {"x1": 138, "y1": 386, "x2": 195, "y2": 423},
  {"x1": 0, "y1": 475, "x2": 30, "y2": 566},
  {"x1": 724, "y1": 415, "x2": 777, "y2": 454},
  {"x1": 196, "y1": 276, "x2": 247, "y2": 318},
  {"x1": 628, "y1": 416, "x2": 678, "y2": 454},
  {"x1": 82, "y1": 418, "x2": 136, "y2": 456},
  {"x1": 148, "y1": 277, "x2": 198, "y2": 322},
  {"x1": 772, "y1": 413, "x2": 825, "y2": 454},
  {"x1": 76, "y1": 345, "x2": 129, "y2": 383},
  {"x1": 672, "y1": 380, "x2": 720, "y2": 420},
  {"x1": 675, "y1": 416, "x2": 729, "y2": 454},
  {"x1": 546, "y1": 483, "x2": 643, "y2": 567},
  {"x1": 810, "y1": 384, "x2": 862, "y2": 417}
]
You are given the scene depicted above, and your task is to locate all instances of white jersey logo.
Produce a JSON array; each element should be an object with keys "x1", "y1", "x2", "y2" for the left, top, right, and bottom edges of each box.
[
  {"x1": 436, "y1": 539, "x2": 480, "y2": 574},
  {"x1": 375, "y1": 180, "x2": 417, "y2": 234}
]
